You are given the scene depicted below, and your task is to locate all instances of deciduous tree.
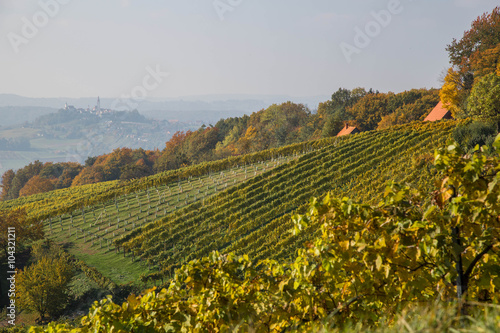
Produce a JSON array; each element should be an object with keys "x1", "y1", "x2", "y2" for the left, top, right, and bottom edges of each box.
[
  {"x1": 18, "y1": 175, "x2": 54, "y2": 197},
  {"x1": 0, "y1": 208, "x2": 43, "y2": 259},
  {"x1": 467, "y1": 72, "x2": 500, "y2": 118},
  {"x1": 17, "y1": 256, "x2": 73, "y2": 320}
]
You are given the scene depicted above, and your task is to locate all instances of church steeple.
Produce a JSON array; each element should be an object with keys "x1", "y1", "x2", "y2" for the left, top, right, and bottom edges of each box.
[{"x1": 97, "y1": 96, "x2": 101, "y2": 112}]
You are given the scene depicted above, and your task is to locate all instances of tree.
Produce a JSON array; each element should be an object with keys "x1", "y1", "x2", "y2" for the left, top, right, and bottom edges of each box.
[
  {"x1": 447, "y1": 7, "x2": 500, "y2": 82},
  {"x1": 347, "y1": 92, "x2": 390, "y2": 131},
  {"x1": 71, "y1": 165, "x2": 105, "y2": 186},
  {"x1": 452, "y1": 120, "x2": 498, "y2": 152},
  {"x1": 470, "y1": 43, "x2": 500, "y2": 80},
  {"x1": 3, "y1": 161, "x2": 43, "y2": 200},
  {"x1": 440, "y1": 67, "x2": 470, "y2": 118},
  {"x1": 120, "y1": 159, "x2": 152, "y2": 180},
  {"x1": 0, "y1": 169, "x2": 15, "y2": 201},
  {"x1": 467, "y1": 73, "x2": 500, "y2": 118},
  {"x1": 18, "y1": 175, "x2": 54, "y2": 197},
  {"x1": 16, "y1": 256, "x2": 74, "y2": 320},
  {"x1": 0, "y1": 208, "x2": 43, "y2": 259}
]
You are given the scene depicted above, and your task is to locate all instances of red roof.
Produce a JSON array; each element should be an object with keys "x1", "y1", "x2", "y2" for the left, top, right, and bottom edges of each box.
[
  {"x1": 424, "y1": 102, "x2": 453, "y2": 122},
  {"x1": 337, "y1": 124, "x2": 360, "y2": 137}
]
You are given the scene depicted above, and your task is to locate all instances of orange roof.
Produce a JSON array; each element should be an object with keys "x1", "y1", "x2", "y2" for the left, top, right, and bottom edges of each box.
[
  {"x1": 337, "y1": 124, "x2": 359, "y2": 137},
  {"x1": 424, "y1": 102, "x2": 453, "y2": 122}
]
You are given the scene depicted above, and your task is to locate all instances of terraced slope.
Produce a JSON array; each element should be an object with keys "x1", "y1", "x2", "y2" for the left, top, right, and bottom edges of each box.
[
  {"x1": 1, "y1": 120, "x2": 460, "y2": 284},
  {"x1": 41, "y1": 156, "x2": 298, "y2": 283},
  {"x1": 115, "y1": 120, "x2": 460, "y2": 283},
  {"x1": 2, "y1": 138, "x2": 346, "y2": 283}
]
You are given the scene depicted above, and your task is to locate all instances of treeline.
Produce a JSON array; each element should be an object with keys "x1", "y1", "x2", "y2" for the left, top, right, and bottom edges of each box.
[{"x1": 0, "y1": 90, "x2": 440, "y2": 201}]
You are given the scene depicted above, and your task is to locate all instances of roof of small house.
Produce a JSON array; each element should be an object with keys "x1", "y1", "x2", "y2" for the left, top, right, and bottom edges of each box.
[
  {"x1": 337, "y1": 124, "x2": 359, "y2": 137},
  {"x1": 424, "y1": 102, "x2": 453, "y2": 122}
]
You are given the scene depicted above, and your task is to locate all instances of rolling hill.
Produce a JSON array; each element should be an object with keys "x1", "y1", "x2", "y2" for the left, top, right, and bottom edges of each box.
[{"x1": 0, "y1": 119, "x2": 461, "y2": 287}]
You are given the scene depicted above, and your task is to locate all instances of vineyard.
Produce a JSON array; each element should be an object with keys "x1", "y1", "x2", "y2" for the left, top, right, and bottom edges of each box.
[
  {"x1": 17, "y1": 154, "x2": 301, "y2": 284},
  {"x1": 117, "y1": 120, "x2": 461, "y2": 283},
  {"x1": 0, "y1": 120, "x2": 462, "y2": 286}
]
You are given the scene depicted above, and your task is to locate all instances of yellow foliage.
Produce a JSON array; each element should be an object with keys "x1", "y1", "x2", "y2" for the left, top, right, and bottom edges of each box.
[
  {"x1": 244, "y1": 125, "x2": 257, "y2": 140},
  {"x1": 17, "y1": 256, "x2": 74, "y2": 319},
  {"x1": 439, "y1": 68, "x2": 466, "y2": 117}
]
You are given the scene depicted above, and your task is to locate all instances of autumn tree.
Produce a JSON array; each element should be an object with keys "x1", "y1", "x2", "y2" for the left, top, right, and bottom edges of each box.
[
  {"x1": 17, "y1": 255, "x2": 74, "y2": 320},
  {"x1": 0, "y1": 169, "x2": 15, "y2": 201},
  {"x1": 2, "y1": 161, "x2": 44, "y2": 200},
  {"x1": 120, "y1": 158, "x2": 152, "y2": 180},
  {"x1": 0, "y1": 208, "x2": 43, "y2": 259},
  {"x1": 447, "y1": 6, "x2": 500, "y2": 78},
  {"x1": 442, "y1": 7, "x2": 500, "y2": 116},
  {"x1": 347, "y1": 92, "x2": 390, "y2": 131},
  {"x1": 71, "y1": 165, "x2": 105, "y2": 186},
  {"x1": 440, "y1": 67, "x2": 471, "y2": 118},
  {"x1": 18, "y1": 175, "x2": 55, "y2": 197},
  {"x1": 319, "y1": 88, "x2": 367, "y2": 137},
  {"x1": 470, "y1": 44, "x2": 500, "y2": 80},
  {"x1": 378, "y1": 89, "x2": 440, "y2": 129},
  {"x1": 154, "y1": 131, "x2": 191, "y2": 172}
]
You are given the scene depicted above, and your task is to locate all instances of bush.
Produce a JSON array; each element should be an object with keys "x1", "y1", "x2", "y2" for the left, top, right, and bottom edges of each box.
[{"x1": 452, "y1": 120, "x2": 498, "y2": 152}]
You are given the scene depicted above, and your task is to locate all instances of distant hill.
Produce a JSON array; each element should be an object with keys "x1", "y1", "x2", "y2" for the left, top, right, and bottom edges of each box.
[
  {"x1": 0, "y1": 108, "x2": 200, "y2": 176},
  {"x1": 0, "y1": 106, "x2": 59, "y2": 127},
  {"x1": 0, "y1": 94, "x2": 328, "y2": 123}
]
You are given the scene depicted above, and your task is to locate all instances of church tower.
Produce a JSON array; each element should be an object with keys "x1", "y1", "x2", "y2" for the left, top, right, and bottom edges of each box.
[{"x1": 97, "y1": 96, "x2": 101, "y2": 112}]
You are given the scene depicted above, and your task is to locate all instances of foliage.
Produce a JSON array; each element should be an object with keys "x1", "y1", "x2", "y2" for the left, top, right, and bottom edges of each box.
[
  {"x1": 452, "y1": 119, "x2": 498, "y2": 152},
  {"x1": 467, "y1": 73, "x2": 500, "y2": 118},
  {"x1": 470, "y1": 43, "x2": 500, "y2": 80},
  {"x1": 439, "y1": 67, "x2": 469, "y2": 118},
  {"x1": 447, "y1": 6, "x2": 500, "y2": 78},
  {"x1": 348, "y1": 89, "x2": 439, "y2": 131},
  {"x1": 442, "y1": 7, "x2": 500, "y2": 118},
  {"x1": 2, "y1": 161, "x2": 44, "y2": 201},
  {"x1": 29, "y1": 134, "x2": 500, "y2": 332},
  {"x1": 377, "y1": 91, "x2": 439, "y2": 129},
  {"x1": 19, "y1": 176, "x2": 55, "y2": 198},
  {"x1": 0, "y1": 208, "x2": 43, "y2": 258},
  {"x1": 1, "y1": 162, "x2": 82, "y2": 201},
  {"x1": 0, "y1": 169, "x2": 16, "y2": 201},
  {"x1": 318, "y1": 88, "x2": 367, "y2": 137},
  {"x1": 17, "y1": 255, "x2": 74, "y2": 320}
]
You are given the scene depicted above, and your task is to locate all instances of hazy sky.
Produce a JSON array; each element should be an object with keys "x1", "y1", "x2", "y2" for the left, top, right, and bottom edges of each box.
[{"x1": 0, "y1": 0, "x2": 498, "y2": 99}]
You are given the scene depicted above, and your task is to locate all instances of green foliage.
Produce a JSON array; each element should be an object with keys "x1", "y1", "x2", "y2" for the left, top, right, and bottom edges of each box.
[
  {"x1": 467, "y1": 73, "x2": 500, "y2": 118},
  {"x1": 29, "y1": 134, "x2": 500, "y2": 332},
  {"x1": 17, "y1": 255, "x2": 74, "y2": 320},
  {"x1": 452, "y1": 119, "x2": 498, "y2": 152}
]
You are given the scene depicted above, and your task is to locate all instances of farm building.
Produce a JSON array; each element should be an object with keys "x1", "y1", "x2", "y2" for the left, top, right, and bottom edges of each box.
[
  {"x1": 337, "y1": 124, "x2": 360, "y2": 137},
  {"x1": 424, "y1": 101, "x2": 453, "y2": 122}
]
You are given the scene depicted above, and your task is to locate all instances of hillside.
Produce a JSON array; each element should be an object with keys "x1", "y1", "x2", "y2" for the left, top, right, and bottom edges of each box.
[
  {"x1": 1, "y1": 119, "x2": 460, "y2": 289},
  {"x1": 0, "y1": 108, "x2": 198, "y2": 179},
  {"x1": 118, "y1": 120, "x2": 459, "y2": 283}
]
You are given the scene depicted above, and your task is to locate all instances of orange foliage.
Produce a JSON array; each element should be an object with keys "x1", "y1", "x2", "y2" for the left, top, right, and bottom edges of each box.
[{"x1": 19, "y1": 175, "x2": 54, "y2": 197}]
